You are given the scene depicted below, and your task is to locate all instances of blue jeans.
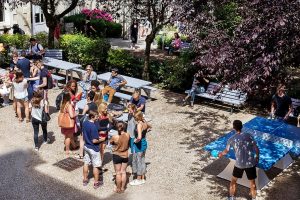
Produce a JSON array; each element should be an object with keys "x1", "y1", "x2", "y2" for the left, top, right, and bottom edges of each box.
[{"x1": 189, "y1": 86, "x2": 205, "y2": 103}]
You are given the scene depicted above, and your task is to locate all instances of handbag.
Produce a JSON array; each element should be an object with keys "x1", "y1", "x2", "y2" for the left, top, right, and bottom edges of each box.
[
  {"x1": 41, "y1": 100, "x2": 50, "y2": 122},
  {"x1": 58, "y1": 103, "x2": 75, "y2": 128}
]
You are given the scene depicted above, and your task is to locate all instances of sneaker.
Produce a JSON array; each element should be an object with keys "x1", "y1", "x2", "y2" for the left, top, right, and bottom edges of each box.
[
  {"x1": 93, "y1": 181, "x2": 103, "y2": 189},
  {"x1": 129, "y1": 179, "x2": 143, "y2": 186},
  {"x1": 140, "y1": 179, "x2": 146, "y2": 184},
  {"x1": 34, "y1": 147, "x2": 39, "y2": 151},
  {"x1": 43, "y1": 138, "x2": 50, "y2": 144},
  {"x1": 228, "y1": 196, "x2": 236, "y2": 200},
  {"x1": 2, "y1": 103, "x2": 9, "y2": 107}
]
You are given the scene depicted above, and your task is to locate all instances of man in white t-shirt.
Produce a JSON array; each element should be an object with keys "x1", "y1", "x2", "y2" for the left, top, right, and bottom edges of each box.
[{"x1": 27, "y1": 38, "x2": 45, "y2": 60}]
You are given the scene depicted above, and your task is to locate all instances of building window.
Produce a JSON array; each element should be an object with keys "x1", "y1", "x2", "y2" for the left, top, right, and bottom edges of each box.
[
  {"x1": 0, "y1": 5, "x2": 4, "y2": 22},
  {"x1": 35, "y1": 11, "x2": 44, "y2": 23}
]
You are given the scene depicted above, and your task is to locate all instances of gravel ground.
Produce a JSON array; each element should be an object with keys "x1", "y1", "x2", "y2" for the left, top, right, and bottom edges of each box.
[{"x1": 0, "y1": 88, "x2": 299, "y2": 200}]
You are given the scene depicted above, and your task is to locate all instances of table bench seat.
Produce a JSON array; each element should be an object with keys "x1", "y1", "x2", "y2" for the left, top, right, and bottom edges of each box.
[{"x1": 114, "y1": 92, "x2": 132, "y2": 101}]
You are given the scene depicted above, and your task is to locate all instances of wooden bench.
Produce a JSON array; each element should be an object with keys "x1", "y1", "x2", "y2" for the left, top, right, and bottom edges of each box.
[
  {"x1": 16, "y1": 49, "x2": 63, "y2": 60},
  {"x1": 185, "y1": 82, "x2": 247, "y2": 113}
]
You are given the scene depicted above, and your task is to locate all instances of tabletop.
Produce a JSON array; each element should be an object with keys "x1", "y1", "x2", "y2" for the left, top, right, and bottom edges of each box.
[
  {"x1": 43, "y1": 57, "x2": 81, "y2": 70},
  {"x1": 204, "y1": 129, "x2": 292, "y2": 171},
  {"x1": 244, "y1": 116, "x2": 300, "y2": 156},
  {"x1": 97, "y1": 72, "x2": 152, "y2": 89}
]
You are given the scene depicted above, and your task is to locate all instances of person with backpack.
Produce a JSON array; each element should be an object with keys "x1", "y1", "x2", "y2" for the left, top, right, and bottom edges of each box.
[
  {"x1": 27, "y1": 38, "x2": 45, "y2": 60},
  {"x1": 35, "y1": 60, "x2": 51, "y2": 101}
]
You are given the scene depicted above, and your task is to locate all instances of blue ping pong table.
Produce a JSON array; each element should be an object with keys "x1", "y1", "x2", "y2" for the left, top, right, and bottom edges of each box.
[{"x1": 204, "y1": 117, "x2": 297, "y2": 190}]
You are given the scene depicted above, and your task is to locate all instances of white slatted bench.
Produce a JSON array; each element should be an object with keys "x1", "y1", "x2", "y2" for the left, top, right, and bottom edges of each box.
[
  {"x1": 291, "y1": 98, "x2": 300, "y2": 118},
  {"x1": 114, "y1": 92, "x2": 132, "y2": 105},
  {"x1": 185, "y1": 82, "x2": 247, "y2": 113},
  {"x1": 51, "y1": 74, "x2": 65, "y2": 87},
  {"x1": 72, "y1": 68, "x2": 86, "y2": 80},
  {"x1": 17, "y1": 49, "x2": 63, "y2": 60},
  {"x1": 141, "y1": 85, "x2": 157, "y2": 98}
]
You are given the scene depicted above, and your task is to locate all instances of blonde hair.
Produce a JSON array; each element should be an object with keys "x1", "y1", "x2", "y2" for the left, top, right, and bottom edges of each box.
[
  {"x1": 98, "y1": 102, "x2": 108, "y2": 115},
  {"x1": 134, "y1": 111, "x2": 144, "y2": 122}
]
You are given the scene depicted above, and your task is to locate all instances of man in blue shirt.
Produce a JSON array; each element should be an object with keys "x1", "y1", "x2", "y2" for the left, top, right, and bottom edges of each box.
[
  {"x1": 129, "y1": 89, "x2": 146, "y2": 113},
  {"x1": 219, "y1": 120, "x2": 260, "y2": 200},
  {"x1": 102, "y1": 68, "x2": 127, "y2": 103},
  {"x1": 82, "y1": 110, "x2": 105, "y2": 189}
]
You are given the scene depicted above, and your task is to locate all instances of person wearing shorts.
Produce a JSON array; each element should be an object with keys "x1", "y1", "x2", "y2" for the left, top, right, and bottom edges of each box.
[
  {"x1": 82, "y1": 110, "x2": 105, "y2": 189},
  {"x1": 219, "y1": 120, "x2": 260, "y2": 200},
  {"x1": 110, "y1": 121, "x2": 130, "y2": 193}
]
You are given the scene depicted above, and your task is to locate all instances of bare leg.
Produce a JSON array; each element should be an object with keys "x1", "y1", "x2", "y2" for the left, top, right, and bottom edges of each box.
[
  {"x1": 65, "y1": 135, "x2": 71, "y2": 156},
  {"x1": 249, "y1": 179, "x2": 257, "y2": 199},
  {"x1": 93, "y1": 167, "x2": 99, "y2": 183},
  {"x1": 120, "y1": 162, "x2": 128, "y2": 191},
  {"x1": 100, "y1": 143, "x2": 106, "y2": 164},
  {"x1": 16, "y1": 101, "x2": 23, "y2": 121},
  {"x1": 297, "y1": 116, "x2": 300, "y2": 127},
  {"x1": 114, "y1": 164, "x2": 122, "y2": 192},
  {"x1": 229, "y1": 177, "x2": 238, "y2": 197},
  {"x1": 79, "y1": 135, "x2": 84, "y2": 157},
  {"x1": 24, "y1": 101, "x2": 30, "y2": 121},
  {"x1": 83, "y1": 164, "x2": 89, "y2": 182}
]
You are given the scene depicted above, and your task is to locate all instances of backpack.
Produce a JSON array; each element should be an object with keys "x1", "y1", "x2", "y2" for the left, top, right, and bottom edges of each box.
[
  {"x1": 47, "y1": 71, "x2": 54, "y2": 89},
  {"x1": 55, "y1": 92, "x2": 63, "y2": 110}
]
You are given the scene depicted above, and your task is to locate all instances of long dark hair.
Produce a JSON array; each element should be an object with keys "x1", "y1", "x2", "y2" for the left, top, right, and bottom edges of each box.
[
  {"x1": 31, "y1": 91, "x2": 43, "y2": 108},
  {"x1": 66, "y1": 80, "x2": 78, "y2": 95},
  {"x1": 116, "y1": 121, "x2": 126, "y2": 135},
  {"x1": 60, "y1": 91, "x2": 71, "y2": 112},
  {"x1": 15, "y1": 70, "x2": 24, "y2": 83}
]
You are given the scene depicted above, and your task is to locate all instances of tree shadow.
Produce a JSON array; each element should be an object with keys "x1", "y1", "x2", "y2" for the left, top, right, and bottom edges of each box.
[{"x1": 0, "y1": 150, "x2": 128, "y2": 200}]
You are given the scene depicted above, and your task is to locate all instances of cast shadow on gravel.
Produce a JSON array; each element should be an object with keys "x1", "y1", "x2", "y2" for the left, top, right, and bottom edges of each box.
[{"x1": 0, "y1": 150, "x2": 128, "y2": 200}]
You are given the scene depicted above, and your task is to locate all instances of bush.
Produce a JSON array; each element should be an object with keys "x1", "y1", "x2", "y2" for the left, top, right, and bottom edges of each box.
[
  {"x1": 33, "y1": 32, "x2": 48, "y2": 48},
  {"x1": 0, "y1": 34, "x2": 30, "y2": 49},
  {"x1": 64, "y1": 14, "x2": 122, "y2": 38},
  {"x1": 107, "y1": 49, "x2": 143, "y2": 77},
  {"x1": 60, "y1": 34, "x2": 111, "y2": 71},
  {"x1": 154, "y1": 51, "x2": 197, "y2": 91}
]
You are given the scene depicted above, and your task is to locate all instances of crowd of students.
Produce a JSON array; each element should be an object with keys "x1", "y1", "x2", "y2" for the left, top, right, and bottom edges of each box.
[{"x1": 0, "y1": 47, "x2": 152, "y2": 193}]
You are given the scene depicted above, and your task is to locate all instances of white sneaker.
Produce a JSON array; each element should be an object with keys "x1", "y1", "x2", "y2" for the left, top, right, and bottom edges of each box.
[
  {"x1": 43, "y1": 138, "x2": 50, "y2": 144},
  {"x1": 34, "y1": 147, "x2": 39, "y2": 151},
  {"x1": 129, "y1": 179, "x2": 143, "y2": 186}
]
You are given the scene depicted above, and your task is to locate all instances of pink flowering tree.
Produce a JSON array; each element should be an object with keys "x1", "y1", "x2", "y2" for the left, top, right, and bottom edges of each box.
[{"x1": 81, "y1": 8, "x2": 113, "y2": 22}]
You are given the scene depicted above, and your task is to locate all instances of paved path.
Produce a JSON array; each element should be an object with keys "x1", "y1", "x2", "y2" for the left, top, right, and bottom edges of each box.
[{"x1": 0, "y1": 89, "x2": 299, "y2": 200}]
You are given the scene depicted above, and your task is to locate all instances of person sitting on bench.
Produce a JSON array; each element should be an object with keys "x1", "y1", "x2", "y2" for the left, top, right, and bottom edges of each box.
[
  {"x1": 79, "y1": 65, "x2": 97, "y2": 99},
  {"x1": 183, "y1": 70, "x2": 209, "y2": 107},
  {"x1": 168, "y1": 32, "x2": 181, "y2": 55},
  {"x1": 102, "y1": 68, "x2": 127, "y2": 103},
  {"x1": 27, "y1": 38, "x2": 45, "y2": 60}
]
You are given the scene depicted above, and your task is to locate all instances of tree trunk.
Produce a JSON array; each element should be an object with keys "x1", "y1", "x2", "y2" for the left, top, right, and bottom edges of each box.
[
  {"x1": 48, "y1": 25, "x2": 56, "y2": 48},
  {"x1": 142, "y1": 33, "x2": 155, "y2": 80}
]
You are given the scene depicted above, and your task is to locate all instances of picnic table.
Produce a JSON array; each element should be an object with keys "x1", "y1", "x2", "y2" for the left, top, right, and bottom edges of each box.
[
  {"x1": 204, "y1": 116, "x2": 299, "y2": 190},
  {"x1": 43, "y1": 57, "x2": 81, "y2": 83},
  {"x1": 97, "y1": 72, "x2": 152, "y2": 90}
]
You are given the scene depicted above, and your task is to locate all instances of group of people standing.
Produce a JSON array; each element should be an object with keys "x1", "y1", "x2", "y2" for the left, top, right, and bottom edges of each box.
[{"x1": 55, "y1": 68, "x2": 150, "y2": 192}]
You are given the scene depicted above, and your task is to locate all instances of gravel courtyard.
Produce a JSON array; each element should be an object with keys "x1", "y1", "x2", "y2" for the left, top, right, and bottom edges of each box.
[{"x1": 0, "y1": 88, "x2": 299, "y2": 200}]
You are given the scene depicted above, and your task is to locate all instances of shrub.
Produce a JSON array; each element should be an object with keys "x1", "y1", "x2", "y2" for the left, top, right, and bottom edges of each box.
[
  {"x1": 33, "y1": 32, "x2": 48, "y2": 48},
  {"x1": 60, "y1": 34, "x2": 111, "y2": 71},
  {"x1": 107, "y1": 48, "x2": 143, "y2": 77},
  {"x1": 0, "y1": 34, "x2": 30, "y2": 49}
]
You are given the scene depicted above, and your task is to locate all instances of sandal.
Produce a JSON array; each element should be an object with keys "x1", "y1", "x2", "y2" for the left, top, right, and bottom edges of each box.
[
  {"x1": 83, "y1": 179, "x2": 89, "y2": 186},
  {"x1": 26, "y1": 119, "x2": 31, "y2": 123},
  {"x1": 18, "y1": 118, "x2": 24, "y2": 122},
  {"x1": 76, "y1": 154, "x2": 84, "y2": 159},
  {"x1": 93, "y1": 181, "x2": 103, "y2": 189}
]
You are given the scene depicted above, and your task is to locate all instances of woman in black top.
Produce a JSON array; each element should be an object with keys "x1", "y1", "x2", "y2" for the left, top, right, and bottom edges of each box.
[
  {"x1": 130, "y1": 20, "x2": 138, "y2": 49},
  {"x1": 85, "y1": 16, "x2": 96, "y2": 37}
]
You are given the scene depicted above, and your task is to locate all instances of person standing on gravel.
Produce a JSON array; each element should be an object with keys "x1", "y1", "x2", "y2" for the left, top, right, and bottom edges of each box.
[
  {"x1": 129, "y1": 111, "x2": 151, "y2": 186},
  {"x1": 218, "y1": 120, "x2": 260, "y2": 200}
]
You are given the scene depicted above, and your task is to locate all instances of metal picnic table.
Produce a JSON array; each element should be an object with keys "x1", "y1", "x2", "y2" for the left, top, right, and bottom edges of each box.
[
  {"x1": 203, "y1": 117, "x2": 299, "y2": 190},
  {"x1": 43, "y1": 57, "x2": 81, "y2": 83},
  {"x1": 97, "y1": 72, "x2": 152, "y2": 89}
]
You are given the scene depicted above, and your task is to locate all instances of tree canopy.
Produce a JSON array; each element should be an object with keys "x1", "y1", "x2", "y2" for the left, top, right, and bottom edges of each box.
[{"x1": 174, "y1": 0, "x2": 300, "y2": 94}]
